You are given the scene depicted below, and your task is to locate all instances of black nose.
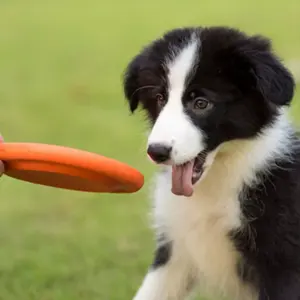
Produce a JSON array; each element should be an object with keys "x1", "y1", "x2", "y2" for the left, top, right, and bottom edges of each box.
[{"x1": 147, "y1": 144, "x2": 172, "y2": 163}]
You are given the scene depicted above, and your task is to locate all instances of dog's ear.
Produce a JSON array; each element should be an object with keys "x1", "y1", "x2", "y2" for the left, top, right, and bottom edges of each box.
[
  {"x1": 123, "y1": 54, "x2": 143, "y2": 113},
  {"x1": 244, "y1": 36, "x2": 295, "y2": 106}
]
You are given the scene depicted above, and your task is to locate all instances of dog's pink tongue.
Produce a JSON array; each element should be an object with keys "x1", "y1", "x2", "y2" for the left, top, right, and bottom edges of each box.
[{"x1": 171, "y1": 160, "x2": 194, "y2": 197}]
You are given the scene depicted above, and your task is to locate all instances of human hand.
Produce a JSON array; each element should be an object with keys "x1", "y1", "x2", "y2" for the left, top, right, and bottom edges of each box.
[{"x1": 0, "y1": 135, "x2": 4, "y2": 177}]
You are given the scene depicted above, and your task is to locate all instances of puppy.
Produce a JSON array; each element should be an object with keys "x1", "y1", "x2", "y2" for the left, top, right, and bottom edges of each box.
[{"x1": 122, "y1": 26, "x2": 300, "y2": 300}]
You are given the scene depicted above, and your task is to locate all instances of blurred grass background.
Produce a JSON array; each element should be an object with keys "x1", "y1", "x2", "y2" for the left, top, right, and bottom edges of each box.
[{"x1": 0, "y1": 0, "x2": 299, "y2": 299}]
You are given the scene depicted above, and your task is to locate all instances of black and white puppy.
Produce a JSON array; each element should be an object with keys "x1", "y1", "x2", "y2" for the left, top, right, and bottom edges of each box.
[{"x1": 122, "y1": 26, "x2": 300, "y2": 300}]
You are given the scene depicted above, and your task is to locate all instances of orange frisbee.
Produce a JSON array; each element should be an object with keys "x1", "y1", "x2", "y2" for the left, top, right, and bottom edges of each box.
[{"x1": 0, "y1": 143, "x2": 144, "y2": 193}]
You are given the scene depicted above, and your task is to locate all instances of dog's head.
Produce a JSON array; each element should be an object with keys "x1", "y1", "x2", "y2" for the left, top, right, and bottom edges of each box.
[{"x1": 122, "y1": 27, "x2": 295, "y2": 196}]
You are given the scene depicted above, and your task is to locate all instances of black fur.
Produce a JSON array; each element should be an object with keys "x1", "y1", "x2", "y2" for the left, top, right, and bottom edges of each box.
[
  {"x1": 152, "y1": 242, "x2": 172, "y2": 269},
  {"x1": 123, "y1": 26, "x2": 300, "y2": 299},
  {"x1": 231, "y1": 137, "x2": 300, "y2": 299}
]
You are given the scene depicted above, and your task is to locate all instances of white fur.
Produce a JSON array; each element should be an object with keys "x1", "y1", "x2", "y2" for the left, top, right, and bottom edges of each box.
[
  {"x1": 147, "y1": 39, "x2": 205, "y2": 165},
  {"x1": 133, "y1": 256, "x2": 194, "y2": 300},
  {"x1": 136, "y1": 106, "x2": 292, "y2": 300}
]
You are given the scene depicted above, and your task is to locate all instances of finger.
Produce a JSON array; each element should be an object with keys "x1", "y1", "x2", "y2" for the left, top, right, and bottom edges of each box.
[
  {"x1": 0, "y1": 135, "x2": 4, "y2": 175},
  {"x1": 0, "y1": 161, "x2": 4, "y2": 177}
]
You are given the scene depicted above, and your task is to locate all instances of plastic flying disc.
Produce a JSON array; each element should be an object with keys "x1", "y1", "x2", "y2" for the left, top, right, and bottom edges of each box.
[{"x1": 0, "y1": 143, "x2": 144, "y2": 193}]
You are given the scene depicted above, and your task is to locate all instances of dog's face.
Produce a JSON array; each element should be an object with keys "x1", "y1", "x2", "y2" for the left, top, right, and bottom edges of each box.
[{"x1": 123, "y1": 27, "x2": 294, "y2": 196}]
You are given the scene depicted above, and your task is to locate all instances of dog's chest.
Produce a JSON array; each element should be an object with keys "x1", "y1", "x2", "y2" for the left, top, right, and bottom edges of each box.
[{"x1": 154, "y1": 168, "x2": 258, "y2": 300}]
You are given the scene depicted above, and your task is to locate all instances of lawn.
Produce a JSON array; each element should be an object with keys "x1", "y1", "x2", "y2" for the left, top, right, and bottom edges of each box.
[{"x1": 0, "y1": 0, "x2": 299, "y2": 299}]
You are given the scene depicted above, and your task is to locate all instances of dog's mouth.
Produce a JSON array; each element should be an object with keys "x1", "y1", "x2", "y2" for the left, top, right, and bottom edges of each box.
[{"x1": 171, "y1": 150, "x2": 208, "y2": 197}]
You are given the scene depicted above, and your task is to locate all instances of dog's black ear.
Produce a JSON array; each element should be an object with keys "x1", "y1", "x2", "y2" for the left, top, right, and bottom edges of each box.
[
  {"x1": 123, "y1": 55, "x2": 143, "y2": 113},
  {"x1": 245, "y1": 36, "x2": 295, "y2": 106}
]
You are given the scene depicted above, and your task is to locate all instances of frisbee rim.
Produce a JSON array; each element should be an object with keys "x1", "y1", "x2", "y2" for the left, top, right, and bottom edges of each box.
[{"x1": 0, "y1": 142, "x2": 144, "y2": 193}]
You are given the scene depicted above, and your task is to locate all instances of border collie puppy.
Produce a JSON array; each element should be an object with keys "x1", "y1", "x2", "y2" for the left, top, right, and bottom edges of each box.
[{"x1": 122, "y1": 26, "x2": 300, "y2": 300}]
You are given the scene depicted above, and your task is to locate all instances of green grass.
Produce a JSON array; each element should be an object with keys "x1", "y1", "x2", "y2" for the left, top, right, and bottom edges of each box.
[{"x1": 0, "y1": 0, "x2": 299, "y2": 299}]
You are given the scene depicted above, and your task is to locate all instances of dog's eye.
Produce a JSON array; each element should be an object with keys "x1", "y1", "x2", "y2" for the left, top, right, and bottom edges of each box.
[
  {"x1": 156, "y1": 93, "x2": 166, "y2": 109},
  {"x1": 193, "y1": 98, "x2": 210, "y2": 110}
]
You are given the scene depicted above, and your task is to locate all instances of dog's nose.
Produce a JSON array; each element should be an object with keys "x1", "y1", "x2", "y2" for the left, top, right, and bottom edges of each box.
[{"x1": 147, "y1": 144, "x2": 172, "y2": 163}]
